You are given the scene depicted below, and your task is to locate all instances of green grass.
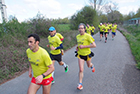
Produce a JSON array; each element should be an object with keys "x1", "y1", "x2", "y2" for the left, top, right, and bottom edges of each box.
[
  {"x1": 118, "y1": 25, "x2": 140, "y2": 69},
  {"x1": 58, "y1": 24, "x2": 70, "y2": 31}
]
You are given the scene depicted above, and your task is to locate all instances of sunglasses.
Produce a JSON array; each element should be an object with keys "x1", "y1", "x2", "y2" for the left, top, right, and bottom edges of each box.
[
  {"x1": 49, "y1": 30, "x2": 53, "y2": 32},
  {"x1": 78, "y1": 28, "x2": 84, "y2": 29}
]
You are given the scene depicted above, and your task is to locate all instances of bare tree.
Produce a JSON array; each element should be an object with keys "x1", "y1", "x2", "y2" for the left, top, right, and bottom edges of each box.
[
  {"x1": 104, "y1": 1, "x2": 118, "y2": 13},
  {"x1": 89, "y1": 0, "x2": 118, "y2": 13},
  {"x1": 89, "y1": 0, "x2": 108, "y2": 11},
  {"x1": 107, "y1": 10, "x2": 123, "y2": 23}
]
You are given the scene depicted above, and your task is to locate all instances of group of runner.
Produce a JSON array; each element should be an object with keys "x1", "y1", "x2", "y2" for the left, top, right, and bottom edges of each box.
[
  {"x1": 98, "y1": 22, "x2": 118, "y2": 43},
  {"x1": 26, "y1": 22, "x2": 117, "y2": 94},
  {"x1": 85, "y1": 23, "x2": 95, "y2": 38},
  {"x1": 26, "y1": 26, "x2": 69, "y2": 94}
]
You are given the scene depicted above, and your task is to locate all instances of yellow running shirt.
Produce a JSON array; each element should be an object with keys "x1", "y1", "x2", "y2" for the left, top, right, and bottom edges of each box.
[
  {"x1": 91, "y1": 26, "x2": 95, "y2": 33},
  {"x1": 48, "y1": 35, "x2": 62, "y2": 55},
  {"x1": 76, "y1": 33, "x2": 95, "y2": 56},
  {"x1": 104, "y1": 26, "x2": 109, "y2": 32},
  {"x1": 56, "y1": 33, "x2": 64, "y2": 40},
  {"x1": 111, "y1": 26, "x2": 117, "y2": 32},
  {"x1": 98, "y1": 25, "x2": 104, "y2": 32},
  {"x1": 86, "y1": 26, "x2": 92, "y2": 35},
  {"x1": 114, "y1": 24, "x2": 118, "y2": 28},
  {"x1": 109, "y1": 24, "x2": 112, "y2": 29},
  {"x1": 26, "y1": 47, "x2": 52, "y2": 79}
]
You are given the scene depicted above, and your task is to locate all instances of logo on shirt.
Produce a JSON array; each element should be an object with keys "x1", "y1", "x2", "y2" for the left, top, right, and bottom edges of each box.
[
  {"x1": 78, "y1": 42, "x2": 83, "y2": 45},
  {"x1": 30, "y1": 61, "x2": 39, "y2": 66},
  {"x1": 36, "y1": 59, "x2": 40, "y2": 62}
]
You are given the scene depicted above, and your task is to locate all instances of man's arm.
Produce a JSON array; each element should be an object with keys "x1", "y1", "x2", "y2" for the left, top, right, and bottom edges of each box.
[
  {"x1": 55, "y1": 43, "x2": 63, "y2": 50},
  {"x1": 98, "y1": 27, "x2": 100, "y2": 31},
  {"x1": 79, "y1": 42, "x2": 96, "y2": 49},
  {"x1": 28, "y1": 63, "x2": 32, "y2": 78},
  {"x1": 50, "y1": 43, "x2": 63, "y2": 50},
  {"x1": 35, "y1": 64, "x2": 54, "y2": 84},
  {"x1": 60, "y1": 37, "x2": 64, "y2": 41},
  {"x1": 43, "y1": 64, "x2": 54, "y2": 77}
]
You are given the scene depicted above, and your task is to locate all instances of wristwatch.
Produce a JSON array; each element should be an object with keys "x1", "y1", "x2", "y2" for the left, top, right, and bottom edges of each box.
[{"x1": 42, "y1": 74, "x2": 45, "y2": 78}]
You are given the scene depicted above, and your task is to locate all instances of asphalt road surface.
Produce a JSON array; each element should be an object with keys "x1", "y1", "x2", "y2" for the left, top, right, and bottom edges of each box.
[{"x1": 0, "y1": 30, "x2": 140, "y2": 94}]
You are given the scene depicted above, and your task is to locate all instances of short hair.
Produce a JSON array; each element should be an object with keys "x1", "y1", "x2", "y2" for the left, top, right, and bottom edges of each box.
[
  {"x1": 78, "y1": 23, "x2": 86, "y2": 29},
  {"x1": 28, "y1": 33, "x2": 40, "y2": 42}
]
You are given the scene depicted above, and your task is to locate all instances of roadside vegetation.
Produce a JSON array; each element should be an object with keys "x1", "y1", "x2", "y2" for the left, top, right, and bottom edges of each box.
[
  {"x1": 118, "y1": 25, "x2": 140, "y2": 69},
  {"x1": 0, "y1": 17, "x2": 78, "y2": 84}
]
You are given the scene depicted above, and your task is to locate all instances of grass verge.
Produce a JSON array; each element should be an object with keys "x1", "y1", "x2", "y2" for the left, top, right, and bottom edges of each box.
[{"x1": 118, "y1": 25, "x2": 140, "y2": 69}]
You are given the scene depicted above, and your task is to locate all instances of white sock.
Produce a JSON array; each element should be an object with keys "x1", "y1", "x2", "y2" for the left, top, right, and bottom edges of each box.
[
  {"x1": 91, "y1": 64, "x2": 94, "y2": 69},
  {"x1": 63, "y1": 63, "x2": 67, "y2": 67}
]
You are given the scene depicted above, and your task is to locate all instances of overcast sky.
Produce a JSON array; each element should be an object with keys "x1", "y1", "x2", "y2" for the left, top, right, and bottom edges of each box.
[{"x1": 1, "y1": 0, "x2": 140, "y2": 22}]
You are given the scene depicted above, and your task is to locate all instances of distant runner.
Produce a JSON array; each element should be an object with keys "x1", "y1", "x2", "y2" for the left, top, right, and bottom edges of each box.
[
  {"x1": 111, "y1": 24, "x2": 117, "y2": 40},
  {"x1": 104, "y1": 23, "x2": 110, "y2": 43},
  {"x1": 91, "y1": 24, "x2": 95, "y2": 38},
  {"x1": 86, "y1": 24, "x2": 92, "y2": 35},
  {"x1": 98, "y1": 23, "x2": 104, "y2": 41}
]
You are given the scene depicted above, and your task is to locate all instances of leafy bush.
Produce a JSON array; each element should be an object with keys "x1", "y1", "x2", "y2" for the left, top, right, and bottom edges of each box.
[
  {"x1": 70, "y1": 6, "x2": 99, "y2": 30},
  {"x1": 29, "y1": 17, "x2": 54, "y2": 37}
]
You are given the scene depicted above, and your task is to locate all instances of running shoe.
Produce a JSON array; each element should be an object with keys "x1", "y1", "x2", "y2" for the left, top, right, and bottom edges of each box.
[
  {"x1": 52, "y1": 80, "x2": 55, "y2": 84},
  {"x1": 92, "y1": 67, "x2": 95, "y2": 72},
  {"x1": 77, "y1": 84, "x2": 83, "y2": 90},
  {"x1": 65, "y1": 65, "x2": 69, "y2": 72}
]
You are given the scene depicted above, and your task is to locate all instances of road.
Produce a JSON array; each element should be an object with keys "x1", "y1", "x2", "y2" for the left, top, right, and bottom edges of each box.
[{"x1": 0, "y1": 30, "x2": 140, "y2": 94}]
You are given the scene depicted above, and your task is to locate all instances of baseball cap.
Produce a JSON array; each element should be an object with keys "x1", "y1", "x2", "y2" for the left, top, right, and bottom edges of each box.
[
  {"x1": 100, "y1": 23, "x2": 102, "y2": 25},
  {"x1": 49, "y1": 26, "x2": 55, "y2": 31}
]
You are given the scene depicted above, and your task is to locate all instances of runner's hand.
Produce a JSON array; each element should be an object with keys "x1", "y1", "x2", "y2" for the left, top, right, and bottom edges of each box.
[
  {"x1": 50, "y1": 46, "x2": 56, "y2": 50},
  {"x1": 47, "y1": 45, "x2": 50, "y2": 48},
  {"x1": 76, "y1": 46, "x2": 79, "y2": 51},
  {"x1": 35, "y1": 75, "x2": 43, "y2": 84},
  {"x1": 28, "y1": 72, "x2": 32, "y2": 78},
  {"x1": 79, "y1": 45, "x2": 85, "y2": 49}
]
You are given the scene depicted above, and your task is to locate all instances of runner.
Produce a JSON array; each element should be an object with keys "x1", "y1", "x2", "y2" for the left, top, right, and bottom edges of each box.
[
  {"x1": 109, "y1": 23, "x2": 113, "y2": 31},
  {"x1": 91, "y1": 24, "x2": 95, "y2": 38},
  {"x1": 114, "y1": 23, "x2": 118, "y2": 28},
  {"x1": 111, "y1": 24, "x2": 117, "y2": 40},
  {"x1": 108, "y1": 22, "x2": 112, "y2": 34},
  {"x1": 26, "y1": 34, "x2": 54, "y2": 94},
  {"x1": 76, "y1": 23, "x2": 96, "y2": 90},
  {"x1": 47, "y1": 26, "x2": 69, "y2": 83},
  {"x1": 98, "y1": 23, "x2": 104, "y2": 41},
  {"x1": 104, "y1": 23, "x2": 110, "y2": 43},
  {"x1": 47, "y1": 29, "x2": 64, "y2": 55},
  {"x1": 86, "y1": 24, "x2": 92, "y2": 35}
]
